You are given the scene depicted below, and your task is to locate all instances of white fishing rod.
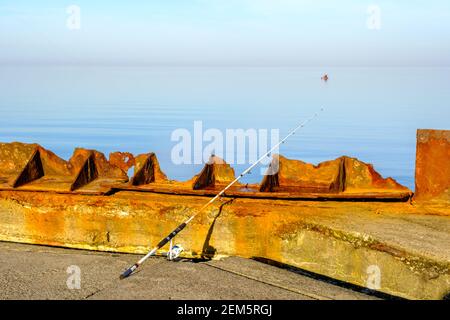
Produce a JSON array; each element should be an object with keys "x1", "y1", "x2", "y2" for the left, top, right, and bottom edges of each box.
[{"x1": 120, "y1": 108, "x2": 323, "y2": 279}]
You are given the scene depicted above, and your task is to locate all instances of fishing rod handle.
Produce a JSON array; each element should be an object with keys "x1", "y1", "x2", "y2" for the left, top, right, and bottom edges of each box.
[
  {"x1": 155, "y1": 222, "x2": 188, "y2": 249},
  {"x1": 120, "y1": 222, "x2": 189, "y2": 279},
  {"x1": 120, "y1": 263, "x2": 138, "y2": 279}
]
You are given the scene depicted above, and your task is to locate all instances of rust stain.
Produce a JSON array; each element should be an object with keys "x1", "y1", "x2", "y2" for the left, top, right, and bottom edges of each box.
[
  {"x1": 24, "y1": 208, "x2": 65, "y2": 246},
  {"x1": 415, "y1": 129, "x2": 450, "y2": 203},
  {"x1": 109, "y1": 152, "x2": 135, "y2": 174},
  {"x1": 0, "y1": 141, "x2": 414, "y2": 200},
  {"x1": 0, "y1": 128, "x2": 449, "y2": 300},
  {"x1": 1, "y1": 125, "x2": 449, "y2": 255}
]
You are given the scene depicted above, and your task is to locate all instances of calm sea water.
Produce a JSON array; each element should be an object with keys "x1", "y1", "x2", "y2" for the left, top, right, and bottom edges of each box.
[{"x1": 1, "y1": 66, "x2": 449, "y2": 190}]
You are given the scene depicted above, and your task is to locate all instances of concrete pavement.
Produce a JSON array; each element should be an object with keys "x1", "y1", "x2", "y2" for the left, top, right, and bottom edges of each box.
[{"x1": 0, "y1": 241, "x2": 378, "y2": 300}]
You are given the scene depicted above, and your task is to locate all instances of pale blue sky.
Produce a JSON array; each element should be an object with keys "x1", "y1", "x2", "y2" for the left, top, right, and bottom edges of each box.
[{"x1": 1, "y1": 0, "x2": 449, "y2": 66}]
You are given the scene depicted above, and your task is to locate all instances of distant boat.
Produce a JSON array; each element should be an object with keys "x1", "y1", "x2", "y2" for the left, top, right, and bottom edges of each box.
[{"x1": 321, "y1": 74, "x2": 329, "y2": 82}]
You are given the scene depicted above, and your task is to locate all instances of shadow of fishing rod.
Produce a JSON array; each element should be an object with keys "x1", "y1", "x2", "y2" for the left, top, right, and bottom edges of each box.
[{"x1": 201, "y1": 198, "x2": 234, "y2": 259}]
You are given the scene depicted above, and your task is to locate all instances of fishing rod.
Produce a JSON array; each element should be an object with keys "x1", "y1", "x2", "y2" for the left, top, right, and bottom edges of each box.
[{"x1": 120, "y1": 108, "x2": 323, "y2": 279}]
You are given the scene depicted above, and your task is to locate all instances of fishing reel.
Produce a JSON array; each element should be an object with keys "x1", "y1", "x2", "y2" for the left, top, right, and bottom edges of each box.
[{"x1": 167, "y1": 239, "x2": 184, "y2": 261}]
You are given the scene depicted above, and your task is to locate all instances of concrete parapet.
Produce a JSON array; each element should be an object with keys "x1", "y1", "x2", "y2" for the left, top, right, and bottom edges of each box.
[{"x1": 0, "y1": 190, "x2": 448, "y2": 299}]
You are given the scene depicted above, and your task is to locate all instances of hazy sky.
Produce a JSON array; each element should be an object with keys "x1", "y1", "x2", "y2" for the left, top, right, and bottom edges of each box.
[{"x1": 1, "y1": 0, "x2": 449, "y2": 66}]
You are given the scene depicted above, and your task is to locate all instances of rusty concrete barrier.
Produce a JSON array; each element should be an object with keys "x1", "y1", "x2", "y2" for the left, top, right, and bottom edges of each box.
[
  {"x1": 260, "y1": 155, "x2": 344, "y2": 193},
  {"x1": 130, "y1": 153, "x2": 168, "y2": 186},
  {"x1": 191, "y1": 155, "x2": 238, "y2": 190},
  {"x1": 0, "y1": 143, "x2": 129, "y2": 193},
  {"x1": 0, "y1": 190, "x2": 449, "y2": 299},
  {"x1": 0, "y1": 132, "x2": 449, "y2": 299},
  {"x1": 0, "y1": 142, "x2": 412, "y2": 200},
  {"x1": 0, "y1": 143, "x2": 43, "y2": 188},
  {"x1": 415, "y1": 129, "x2": 450, "y2": 203},
  {"x1": 0, "y1": 142, "x2": 175, "y2": 193},
  {"x1": 259, "y1": 155, "x2": 410, "y2": 196}
]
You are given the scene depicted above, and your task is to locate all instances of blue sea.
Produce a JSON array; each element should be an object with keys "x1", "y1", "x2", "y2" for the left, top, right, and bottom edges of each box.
[{"x1": 1, "y1": 66, "x2": 449, "y2": 190}]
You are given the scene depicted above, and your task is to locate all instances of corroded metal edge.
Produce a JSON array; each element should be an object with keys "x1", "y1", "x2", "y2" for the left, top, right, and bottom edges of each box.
[{"x1": 0, "y1": 142, "x2": 413, "y2": 201}]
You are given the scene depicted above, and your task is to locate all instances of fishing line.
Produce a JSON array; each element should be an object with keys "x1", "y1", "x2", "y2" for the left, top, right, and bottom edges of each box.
[{"x1": 120, "y1": 108, "x2": 324, "y2": 279}]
